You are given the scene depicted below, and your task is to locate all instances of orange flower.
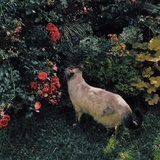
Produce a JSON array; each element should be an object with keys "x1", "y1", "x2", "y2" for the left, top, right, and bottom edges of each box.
[
  {"x1": 38, "y1": 71, "x2": 48, "y2": 81},
  {"x1": 107, "y1": 34, "x2": 113, "y2": 37},
  {"x1": 34, "y1": 101, "x2": 42, "y2": 110},
  {"x1": 53, "y1": 64, "x2": 58, "y2": 71},
  {"x1": 112, "y1": 37, "x2": 118, "y2": 42}
]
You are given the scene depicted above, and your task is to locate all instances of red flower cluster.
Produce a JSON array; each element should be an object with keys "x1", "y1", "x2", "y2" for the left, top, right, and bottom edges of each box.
[
  {"x1": 46, "y1": 23, "x2": 60, "y2": 42},
  {"x1": 30, "y1": 71, "x2": 61, "y2": 110},
  {"x1": 0, "y1": 114, "x2": 10, "y2": 128}
]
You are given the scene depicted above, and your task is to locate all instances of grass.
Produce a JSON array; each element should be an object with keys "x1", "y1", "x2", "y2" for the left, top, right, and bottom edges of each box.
[{"x1": 0, "y1": 105, "x2": 160, "y2": 160}]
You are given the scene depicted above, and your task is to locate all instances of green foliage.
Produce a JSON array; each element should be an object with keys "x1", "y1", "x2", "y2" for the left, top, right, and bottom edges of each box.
[
  {"x1": 0, "y1": 0, "x2": 160, "y2": 126},
  {"x1": 0, "y1": 1, "x2": 63, "y2": 117},
  {"x1": 84, "y1": 53, "x2": 140, "y2": 97},
  {"x1": 119, "y1": 25, "x2": 143, "y2": 44},
  {"x1": 62, "y1": 36, "x2": 140, "y2": 97},
  {"x1": 0, "y1": 61, "x2": 21, "y2": 104}
]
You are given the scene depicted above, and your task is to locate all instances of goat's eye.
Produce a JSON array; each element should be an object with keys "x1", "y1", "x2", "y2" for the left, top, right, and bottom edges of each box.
[{"x1": 69, "y1": 69, "x2": 74, "y2": 73}]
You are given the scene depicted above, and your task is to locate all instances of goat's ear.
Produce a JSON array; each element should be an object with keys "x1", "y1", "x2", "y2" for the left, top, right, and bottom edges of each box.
[{"x1": 78, "y1": 64, "x2": 84, "y2": 71}]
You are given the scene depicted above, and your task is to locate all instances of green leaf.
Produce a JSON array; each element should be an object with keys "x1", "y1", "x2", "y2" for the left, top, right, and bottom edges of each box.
[
  {"x1": 131, "y1": 78, "x2": 149, "y2": 90},
  {"x1": 132, "y1": 42, "x2": 148, "y2": 50},
  {"x1": 35, "y1": 17, "x2": 42, "y2": 23},
  {"x1": 60, "y1": 0, "x2": 67, "y2": 6},
  {"x1": 26, "y1": 10, "x2": 32, "y2": 15},
  {"x1": 142, "y1": 67, "x2": 154, "y2": 78}
]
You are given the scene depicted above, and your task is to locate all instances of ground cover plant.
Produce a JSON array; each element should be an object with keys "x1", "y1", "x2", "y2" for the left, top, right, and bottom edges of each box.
[
  {"x1": 0, "y1": 0, "x2": 160, "y2": 159},
  {"x1": 0, "y1": 106, "x2": 160, "y2": 160}
]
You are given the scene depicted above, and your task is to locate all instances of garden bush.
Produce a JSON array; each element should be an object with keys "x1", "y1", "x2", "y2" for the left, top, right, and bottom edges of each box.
[
  {"x1": 131, "y1": 35, "x2": 160, "y2": 106},
  {"x1": 0, "y1": 0, "x2": 160, "y2": 128},
  {"x1": 75, "y1": 36, "x2": 141, "y2": 97},
  {"x1": 0, "y1": 0, "x2": 63, "y2": 124}
]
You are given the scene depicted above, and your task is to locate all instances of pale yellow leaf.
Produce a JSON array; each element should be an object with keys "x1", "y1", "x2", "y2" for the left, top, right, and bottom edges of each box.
[
  {"x1": 143, "y1": 93, "x2": 159, "y2": 105},
  {"x1": 149, "y1": 76, "x2": 160, "y2": 88},
  {"x1": 142, "y1": 67, "x2": 154, "y2": 78},
  {"x1": 149, "y1": 38, "x2": 160, "y2": 51}
]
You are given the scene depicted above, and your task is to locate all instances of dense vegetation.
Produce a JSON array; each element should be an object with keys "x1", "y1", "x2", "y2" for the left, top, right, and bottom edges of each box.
[{"x1": 0, "y1": 0, "x2": 160, "y2": 159}]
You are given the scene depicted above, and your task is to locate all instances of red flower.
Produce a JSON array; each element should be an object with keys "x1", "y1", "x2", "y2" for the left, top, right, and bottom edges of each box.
[
  {"x1": 43, "y1": 87, "x2": 50, "y2": 93},
  {"x1": 0, "y1": 121, "x2": 3, "y2": 128},
  {"x1": 1, "y1": 119, "x2": 9, "y2": 127},
  {"x1": 51, "y1": 77, "x2": 61, "y2": 88},
  {"x1": 38, "y1": 71, "x2": 48, "y2": 81},
  {"x1": 44, "y1": 83, "x2": 49, "y2": 87},
  {"x1": 30, "y1": 81, "x2": 38, "y2": 90},
  {"x1": 55, "y1": 82, "x2": 61, "y2": 89},
  {"x1": 0, "y1": 114, "x2": 10, "y2": 128},
  {"x1": 34, "y1": 101, "x2": 42, "y2": 110},
  {"x1": 50, "y1": 83, "x2": 57, "y2": 92},
  {"x1": 49, "y1": 99, "x2": 58, "y2": 105},
  {"x1": 46, "y1": 23, "x2": 60, "y2": 42},
  {"x1": 3, "y1": 114, "x2": 10, "y2": 121},
  {"x1": 51, "y1": 77, "x2": 59, "y2": 83},
  {"x1": 42, "y1": 83, "x2": 50, "y2": 93},
  {"x1": 46, "y1": 23, "x2": 55, "y2": 30}
]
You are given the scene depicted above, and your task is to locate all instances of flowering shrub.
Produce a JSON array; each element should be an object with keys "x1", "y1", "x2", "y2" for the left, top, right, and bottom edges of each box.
[
  {"x1": 0, "y1": 1, "x2": 64, "y2": 128},
  {"x1": 30, "y1": 63, "x2": 61, "y2": 112},
  {"x1": 107, "y1": 34, "x2": 127, "y2": 56},
  {"x1": 0, "y1": 0, "x2": 159, "y2": 130}
]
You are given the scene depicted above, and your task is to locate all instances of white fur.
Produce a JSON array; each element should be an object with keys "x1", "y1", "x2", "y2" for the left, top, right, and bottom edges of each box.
[{"x1": 66, "y1": 67, "x2": 132, "y2": 129}]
